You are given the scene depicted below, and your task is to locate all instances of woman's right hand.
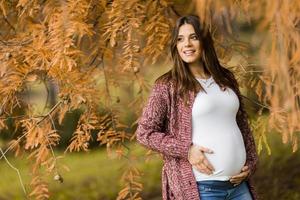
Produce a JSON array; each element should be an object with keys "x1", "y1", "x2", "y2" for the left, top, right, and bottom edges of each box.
[{"x1": 188, "y1": 145, "x2": 215, "y2": 175}]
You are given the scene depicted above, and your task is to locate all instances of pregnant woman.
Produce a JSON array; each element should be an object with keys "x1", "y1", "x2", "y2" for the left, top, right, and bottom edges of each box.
[{"x1": 136, "y1": 15, "x2": 258, "y2": 200}]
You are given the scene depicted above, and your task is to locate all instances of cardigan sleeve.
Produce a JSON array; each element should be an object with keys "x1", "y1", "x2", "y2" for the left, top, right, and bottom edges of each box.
[
  {"x1": 136, "y1": 82, "x2": 190, "y2": 159},
  {"x1": 236, "y1": 96, "x2": 259, "y2": 178}
]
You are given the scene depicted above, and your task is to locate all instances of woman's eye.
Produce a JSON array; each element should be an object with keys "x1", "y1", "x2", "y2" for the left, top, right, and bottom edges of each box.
[
  {"x1": 191, "y1": 35, "x2": 198, "y2": 40},
  {"x1": 177, "y1": 37, "x2": 183, "y2": 42}
]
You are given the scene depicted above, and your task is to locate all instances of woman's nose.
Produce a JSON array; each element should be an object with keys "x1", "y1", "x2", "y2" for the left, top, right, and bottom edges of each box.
[{"x1": 184, "y1": 39, "x2": 192, "y2": 47}]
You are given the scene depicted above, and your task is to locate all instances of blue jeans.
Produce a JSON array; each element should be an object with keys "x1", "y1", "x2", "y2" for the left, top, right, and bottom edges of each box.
[{"x1": 197, "y1": 180, "x2": 253, "y2": 200}]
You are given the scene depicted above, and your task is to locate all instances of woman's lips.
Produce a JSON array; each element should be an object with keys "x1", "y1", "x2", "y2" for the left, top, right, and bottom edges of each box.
[{"x1": 183, "y1": 49, "x2": 196, "y2": 56}]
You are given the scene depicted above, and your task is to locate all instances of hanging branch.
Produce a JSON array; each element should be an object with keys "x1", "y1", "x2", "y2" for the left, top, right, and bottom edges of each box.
[
  {"x1": 0, "y1": 100, "x2": 62, "y2": 160},
  {"x1": 100, "y1": 47, "x2": 130, "y2": 151},
  {"x1": 0, "y1": 147, "x2": 27, "y2": 197},
  {"x1": 242, "y1": 95, "x2": 271, "y2": 111}
]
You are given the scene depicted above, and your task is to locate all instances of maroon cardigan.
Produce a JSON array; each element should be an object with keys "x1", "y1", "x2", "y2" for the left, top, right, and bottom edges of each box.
[{"x1": 136, "y1": 79, "x2": 259, "y2": 200}]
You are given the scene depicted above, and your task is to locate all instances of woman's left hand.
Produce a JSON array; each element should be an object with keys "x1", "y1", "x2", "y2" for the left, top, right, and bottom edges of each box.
[{"x1": 229, "y1": 165, "x2": 250, "y2": 186}]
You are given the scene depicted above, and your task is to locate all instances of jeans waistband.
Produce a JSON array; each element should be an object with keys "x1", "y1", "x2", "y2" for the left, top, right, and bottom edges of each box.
[{"x1": 196, "y1": 180, "x2": 238, "y2": 190}]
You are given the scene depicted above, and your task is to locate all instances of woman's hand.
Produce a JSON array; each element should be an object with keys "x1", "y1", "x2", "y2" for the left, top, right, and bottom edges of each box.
[
  {"x1": 188, "y1": 145, "x2": 215, "y2": 175},
  {"x1": 229, "y1": 166, "x2": 250, "y2": 186}
]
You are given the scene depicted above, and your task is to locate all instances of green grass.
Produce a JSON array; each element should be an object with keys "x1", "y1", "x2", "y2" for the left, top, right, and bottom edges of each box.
[
  {"x1": 0, "y1": 144, "x2": 163, "y2": 200},
  {"x1": 254, "y1": 132, "x2": 300, "y2": 200}
]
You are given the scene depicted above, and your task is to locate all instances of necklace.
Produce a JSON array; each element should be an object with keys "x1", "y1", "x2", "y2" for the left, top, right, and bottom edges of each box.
[
  {"x1": 198, "y1": 77, "x2": 210, "y2": 84},
  {"x1": 196, "y1": 76, "x2": 214, "y2": 88}
]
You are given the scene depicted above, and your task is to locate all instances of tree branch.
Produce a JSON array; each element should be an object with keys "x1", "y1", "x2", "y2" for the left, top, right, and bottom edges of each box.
[
  {"x1": 0, "y1": 147, "x2": 27, "y2": 197},
  {"x1": 0, "y1": 100, "x2": 62, "y2": 160}
]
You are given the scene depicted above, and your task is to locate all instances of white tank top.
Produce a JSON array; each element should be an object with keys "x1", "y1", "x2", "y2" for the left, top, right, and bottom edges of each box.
[{"x1": 192, "y1": 76, "x2": 246, "y2": 181}]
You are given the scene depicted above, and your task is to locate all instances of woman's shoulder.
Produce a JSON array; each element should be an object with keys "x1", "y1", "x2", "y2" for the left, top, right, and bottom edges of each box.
[
  {"x1": 150, "y1": 71, "x2": 175, "y2": 99},
  {"x1": 154, "y1": 70, "x2": 174, "y2": 88}
]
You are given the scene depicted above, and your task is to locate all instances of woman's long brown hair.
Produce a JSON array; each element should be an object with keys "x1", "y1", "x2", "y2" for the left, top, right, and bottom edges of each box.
[{"x1": 156, "y1": 15, "x2": 239, "y2": 106}]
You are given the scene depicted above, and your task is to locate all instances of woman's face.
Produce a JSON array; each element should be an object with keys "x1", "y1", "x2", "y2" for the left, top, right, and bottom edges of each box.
[{"x1": 176, "y1": 23, "x2": 202, "y2": 64}]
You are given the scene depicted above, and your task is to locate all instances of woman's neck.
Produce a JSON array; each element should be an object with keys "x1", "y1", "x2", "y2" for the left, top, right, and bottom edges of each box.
[{"x1": 189, "y1": 62, "x2": 210, "y2": 79}]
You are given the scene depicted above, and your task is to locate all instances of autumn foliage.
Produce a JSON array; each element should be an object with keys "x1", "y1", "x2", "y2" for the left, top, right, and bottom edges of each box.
[{"x1": 0, "y1": 0, "x2": 299, "y2": 199}]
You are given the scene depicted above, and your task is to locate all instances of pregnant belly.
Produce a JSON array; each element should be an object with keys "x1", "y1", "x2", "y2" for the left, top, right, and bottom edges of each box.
[{"x1": 193, "y1": 132, "x2": 246, "y2": 177}]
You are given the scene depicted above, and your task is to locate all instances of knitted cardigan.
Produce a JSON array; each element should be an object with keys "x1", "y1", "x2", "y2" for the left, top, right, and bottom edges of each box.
[{"x1": 136, "y1": 79, "x2": 259, "y2": 200}]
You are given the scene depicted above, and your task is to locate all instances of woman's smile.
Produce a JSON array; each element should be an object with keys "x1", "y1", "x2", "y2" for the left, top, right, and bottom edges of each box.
[{"x1": 183, "y1": 49, "x2": 196, "y2": 56}]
